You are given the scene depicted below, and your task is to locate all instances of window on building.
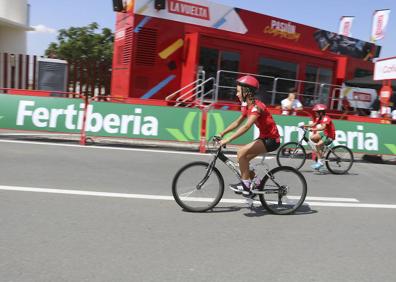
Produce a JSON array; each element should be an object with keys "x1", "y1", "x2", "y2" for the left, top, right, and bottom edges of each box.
[
  {"x1": 199, "y1": 47, "x2": 240, "y2": 102},
  {"x1": 218, "y1": 51, "x2": 240, "y2": 101},
  {"x1": 303, "y1": 66, "x2": 333, "y2": 106},
  {"x1": 257, "y1": 57, "x2": 298, "y2": 104}
]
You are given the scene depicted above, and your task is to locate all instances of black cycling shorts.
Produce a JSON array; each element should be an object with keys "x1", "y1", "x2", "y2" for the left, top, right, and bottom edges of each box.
[{"x1": 256, "y1": 138, "x2": 280, "y2": 153}]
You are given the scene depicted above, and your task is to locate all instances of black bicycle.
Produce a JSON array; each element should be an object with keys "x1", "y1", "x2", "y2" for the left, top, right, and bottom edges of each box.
[
  {"x1": 276, "y1": 127, "x2": 354, "y2": 174},
  {"x1": 172, "y1": 137, "x2": 307, "y2": 214}
]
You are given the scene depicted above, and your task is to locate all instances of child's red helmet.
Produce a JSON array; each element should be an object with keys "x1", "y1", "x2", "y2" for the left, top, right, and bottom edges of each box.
[
  {"x1": 313, "y1": 104, "x2": 327, "y2": 112},
  {"x1": 236, "y1": 75, "x2": 259, "y2": 90}
]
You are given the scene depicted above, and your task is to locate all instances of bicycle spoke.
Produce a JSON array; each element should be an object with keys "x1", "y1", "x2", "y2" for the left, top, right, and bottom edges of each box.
[
  {"x1": 326, "y1": 146, "x2": 354, "y2": 174},
  {"x1": 172, "y1": 162, "x2": 224, "y2": 212},
  {"x1": 276, "y1": 142, "x2": 306, "y2": 170},
  {"x1": 179, "y1": 187, "x2": 198, "y2": 198},
  {"x1": 259, "y1": 167, "x2": 307, "y2": 215}
]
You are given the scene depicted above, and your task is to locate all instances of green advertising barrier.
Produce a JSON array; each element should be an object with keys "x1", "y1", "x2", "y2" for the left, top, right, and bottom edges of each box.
[
  {"x1": 0, "y1": 94, "x2": 395, "y2": 155},
  {"x1": 0, "y1": 95, "x2": 83, "y2": 133},
  {"x1": 88, "y1": 101, "x2": 201, "y2": 141},
  {"x1": 0, "y1": 95, "x2": 201, "y2": 142},
  {"x1": 207, "y1": 109, "x2": 396, "y2": 155}
]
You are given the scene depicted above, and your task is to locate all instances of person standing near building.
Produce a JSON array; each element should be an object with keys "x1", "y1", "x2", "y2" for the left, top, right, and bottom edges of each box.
[{"x1": 281, "y1": 88, "x2": 303, "y2": 115}]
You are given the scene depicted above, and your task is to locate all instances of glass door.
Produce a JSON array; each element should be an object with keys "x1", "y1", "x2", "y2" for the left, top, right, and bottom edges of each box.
[
  {"x1": 303, "y1": 66, "x2": 333, "y2": 106},
  {"x1": 199, "y1": 47, "x2": 240, "y2": 101}
]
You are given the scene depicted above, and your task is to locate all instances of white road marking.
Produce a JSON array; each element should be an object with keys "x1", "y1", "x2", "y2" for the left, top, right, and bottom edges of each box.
[
  {"x1": 0, "y1": 185, "x2": 395, "y2": 209},
  {"x1": 290, "y1": 196, "x2": 359, "y2": 202}
]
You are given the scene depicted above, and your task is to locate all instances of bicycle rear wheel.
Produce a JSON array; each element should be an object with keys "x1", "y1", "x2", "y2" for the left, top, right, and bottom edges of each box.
[
  {"x1": 276, "y1": 142, "x2": 307, "y2": 170},
  {"x1": 325, "y1": 145, "x2": 354, "y2": 174},
  {"x1": 258, "y1": 166, "x2": 307, "y2": 215},
  {"x1": 172, "y1": 161, "x2": 224, "y2": 212}
]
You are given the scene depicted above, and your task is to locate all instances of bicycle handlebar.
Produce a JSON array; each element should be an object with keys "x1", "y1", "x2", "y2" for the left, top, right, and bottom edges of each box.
[{"x1": 211, "y1": 136, "x2": 226, "y2": 151}]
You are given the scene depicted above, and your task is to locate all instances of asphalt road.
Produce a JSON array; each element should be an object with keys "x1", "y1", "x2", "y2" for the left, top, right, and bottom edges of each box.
[{"x1": 0, "y1": 139, "x2": 395, "y2": 282}]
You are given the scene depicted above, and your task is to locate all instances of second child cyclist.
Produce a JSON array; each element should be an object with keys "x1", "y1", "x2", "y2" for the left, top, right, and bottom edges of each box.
[
  {"x1": 304, "y1": 103, "x2": 336, "y2": 170},
  {"x1": 218, "y1": 75, "x2": 280, "y2": 195}
]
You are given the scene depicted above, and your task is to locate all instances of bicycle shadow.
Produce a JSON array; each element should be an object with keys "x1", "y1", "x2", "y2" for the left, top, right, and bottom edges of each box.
[
  {"x1": 243, "y1": 204, "x2": 317, "y2": 217},
  {"x1": 202, "y1": 207, "x2": 241, "y2": 213},
  {"x1": 201, "y1": 203, "x2": 318, "y2": 217},
  {"x1": 300, "y1": 169, "x2": 359, "y2": 176}
]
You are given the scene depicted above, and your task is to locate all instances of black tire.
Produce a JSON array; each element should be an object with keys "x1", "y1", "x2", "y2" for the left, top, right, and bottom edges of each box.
[
  {"x1": 172, "y1": 161, "x2": 224, "y2": 212},
  {"x1": 325, "y1": 145, "x2": 354, "y2": 174},
  {"x1": 276, "y1": 142, "x2": 307, "y2": 170},
  {"x1": 258, "y1": 166, "x2": 307, "y2": 215}
]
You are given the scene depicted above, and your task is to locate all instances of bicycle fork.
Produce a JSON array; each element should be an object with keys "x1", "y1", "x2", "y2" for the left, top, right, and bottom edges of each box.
[{"x1": 196, "y1": 158, "x2": 217, "y2": 189}]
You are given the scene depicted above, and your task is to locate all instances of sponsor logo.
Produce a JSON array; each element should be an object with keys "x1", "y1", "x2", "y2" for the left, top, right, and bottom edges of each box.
[
  {"x1": 264, "y1": 20, "x2": 301, "y2": 41},
  {"x1": 16, "y1": 101, "x2": 158, "y2": 136},
  {"x1": 168, "y1": 0, "x2": 210, "y2": 20},
  {"x1": 383, "y1": 64, "x2": 396, "y2": 74},
  {"x1": 353, "y1": 92, "x2": 371, "y2": 102},
  {"x1": 375, "y1": 15, "x2": 384, "y2": 37}
]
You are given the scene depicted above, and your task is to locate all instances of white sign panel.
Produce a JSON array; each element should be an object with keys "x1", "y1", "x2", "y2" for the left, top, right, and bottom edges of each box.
[
  {"x1": 341, "y1": 86, "x2": 377, "y2": 109},
  {"x1": 134, "y1": 0, "x2": 248, "y2": 34},
  {"x1": 374, "y1": 57, "x2": 396, "y2": 80}
]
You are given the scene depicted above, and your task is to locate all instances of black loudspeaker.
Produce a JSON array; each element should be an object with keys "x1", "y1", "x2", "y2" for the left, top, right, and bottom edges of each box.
[
  {"x1": 113, "y1": 0, "x2": 125, "y2": 12},
  {"x1": 155, "y1": 0, "x2": 166, "y2": 10}
]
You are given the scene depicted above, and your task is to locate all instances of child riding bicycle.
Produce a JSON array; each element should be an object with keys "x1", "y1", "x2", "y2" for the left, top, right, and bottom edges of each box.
[
  {"x1": 217, "y1": 75, "x2": 280, "y2": 195},
  {"x1": 303, "y1": 103, "x2": 336, "y2": 170}
]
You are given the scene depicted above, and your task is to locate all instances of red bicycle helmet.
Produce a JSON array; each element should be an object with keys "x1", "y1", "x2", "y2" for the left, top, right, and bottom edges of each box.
[
  {"x1": 313, "y1": 103, "x2": 327, "y2": 112},
  {"x1": 236, "y1": 75, "x2": 259, "y2": 89}
]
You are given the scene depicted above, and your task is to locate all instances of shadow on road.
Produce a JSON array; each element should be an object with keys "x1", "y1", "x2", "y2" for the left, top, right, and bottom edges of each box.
[
  {"x1": 244, "y1": 204, "x2": 317, "y2": 217},
  {"x1": 188, "y1": 203, "x2": 318, "y2": 217}
]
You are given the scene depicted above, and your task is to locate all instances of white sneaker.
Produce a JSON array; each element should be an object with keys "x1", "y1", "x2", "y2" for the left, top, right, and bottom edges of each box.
[{"x1": 229, "y1": 183, "x2": 251, "y2": 195}]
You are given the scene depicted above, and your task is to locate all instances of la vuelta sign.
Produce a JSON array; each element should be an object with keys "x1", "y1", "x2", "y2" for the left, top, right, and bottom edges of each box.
[
  {"x1": 374, "y1": 57, "x2": 396, "y2": 80},
  {"x1": 168, "y1": 0, "x2": 210, "y2": 20}
]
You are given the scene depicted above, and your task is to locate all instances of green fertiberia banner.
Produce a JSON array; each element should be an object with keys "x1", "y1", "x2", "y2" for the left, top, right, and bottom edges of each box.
[
  {"x1": 0, "y1": 94, "x2": 395, "y2": 155},
  {"x1": 0, "y1": 95, "x2": 201, "y2": 141},
  {"x1": 207, "y1": 110, "x2": 396, "y2": 155}
]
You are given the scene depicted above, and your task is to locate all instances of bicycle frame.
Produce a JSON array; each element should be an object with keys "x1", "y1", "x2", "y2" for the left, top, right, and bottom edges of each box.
[
  {"x1": 296, "y1": 128, "x2": 333, "y2": 156},
  {"x1": 203, "y1": 146, "x2": 284, "y2": 194},
  {"x1": 293, "y1": 128, "x2": 350, "y2": 165}
]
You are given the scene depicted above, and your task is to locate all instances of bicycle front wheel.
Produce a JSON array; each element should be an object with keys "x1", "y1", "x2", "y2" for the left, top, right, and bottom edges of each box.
[
  {"x1": 276, "y1": 142, "x2": 307, "y2": 170},
  {"x1": 259, "y1": 166, "x2": 307, "y2": 215},
  {"x1": 325, "y1": 145, "x2": 354, "y2": 174},
  {"x1": 172, "y1": 161, "x2": 224, "y2": 212}
]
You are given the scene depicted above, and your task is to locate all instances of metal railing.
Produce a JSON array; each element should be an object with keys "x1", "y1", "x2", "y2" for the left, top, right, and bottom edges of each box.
[
  {"x1": 215, "y1": 69, "x2": 344, "y2": 109},
  {"x1": 165, "y1": 76, "x2": 217, "y2": 107},
  {"x1": 168, "y1": 68, "x2": 349, "y2": 110}
]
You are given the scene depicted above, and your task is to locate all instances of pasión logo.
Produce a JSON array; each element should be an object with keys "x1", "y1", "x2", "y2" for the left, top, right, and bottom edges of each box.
[
  {"x1": 263, "y1": 20, "x2": 301, "y2": 42},
  {"x1": 16, "y1": 100, "x2": 158, "y2": 136}
]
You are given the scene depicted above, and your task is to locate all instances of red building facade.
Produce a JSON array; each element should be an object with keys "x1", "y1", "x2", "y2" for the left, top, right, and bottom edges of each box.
[{"x1": 112, "y1": 0, "x2": 380, "y2": 108}]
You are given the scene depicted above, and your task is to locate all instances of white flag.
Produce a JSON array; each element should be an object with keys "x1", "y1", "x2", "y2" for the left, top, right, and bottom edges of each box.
[
  {"x1": 371, "y1": 9, "x2": 391, "y2": 41},
  {"x1": 338, "y1": 16, "x2": 354, "y2": 37}
]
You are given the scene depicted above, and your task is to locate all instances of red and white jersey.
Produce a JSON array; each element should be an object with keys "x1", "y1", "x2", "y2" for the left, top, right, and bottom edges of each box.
[
  {"x1": 313, "y1": 115, "x2": 336, "y2": 139},
  {"x1": 242, "y1": 100, "x2": 280, "y2": 141}
]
